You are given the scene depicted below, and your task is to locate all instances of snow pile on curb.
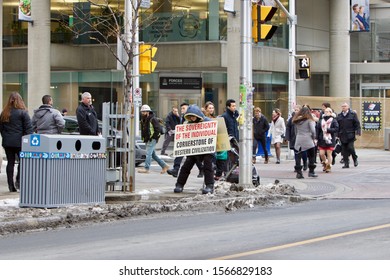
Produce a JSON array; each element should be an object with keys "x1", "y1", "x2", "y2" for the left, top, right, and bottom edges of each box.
[{"x1": 0, "y1": 182, "x2": 307, "y2": 236}]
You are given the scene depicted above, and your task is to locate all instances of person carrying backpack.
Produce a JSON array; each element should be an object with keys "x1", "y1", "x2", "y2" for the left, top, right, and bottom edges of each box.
[{"x1": 138, "y1": 104, "x2": 169, "y2": 174}]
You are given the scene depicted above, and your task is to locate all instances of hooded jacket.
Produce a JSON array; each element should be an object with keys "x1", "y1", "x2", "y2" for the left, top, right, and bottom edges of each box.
[
  {"x1": 184, "y1": 105, "x2": 210, "y2": 123},
  {"x1": 140, "y1": 111, "x2": 161, "y2": 143},
  {"x1": 32, "y1": 104, "x2": 65, "y2": 134}
]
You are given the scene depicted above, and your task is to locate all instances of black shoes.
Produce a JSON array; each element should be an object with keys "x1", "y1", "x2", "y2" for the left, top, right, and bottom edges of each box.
[
  {"x1": 8, "y1": 185, "x2": 17, "y2": 192},
  {"x1": 197, "y1": 170, "x2": 204, "y2": 178},
  {"x1": 308, "y1": 172, "x2": 318, "y2": 177},
  {"x1": 296, "y1": 173, "x2": 304, "y2": 179},
  {"x1": 174, "y1": 185, "x2": 184, "y2": 193},
  {"x1": 342, "y1": 163, "x2": 349, "y2": 169},
  {"x1": 202, "y1": 184, "x2": 214, "y2": 194},
  {"x1": 167, "y1": 169, "x2": 178, "y2": 178},
  {"x1": 354, "y1": 158, "x2": 358, "y2": 167}
]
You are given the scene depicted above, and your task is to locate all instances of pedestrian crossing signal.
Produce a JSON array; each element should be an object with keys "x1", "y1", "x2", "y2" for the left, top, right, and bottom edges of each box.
[{"x1": 298, "y1": 57, "x2": 311, "y2": 79}]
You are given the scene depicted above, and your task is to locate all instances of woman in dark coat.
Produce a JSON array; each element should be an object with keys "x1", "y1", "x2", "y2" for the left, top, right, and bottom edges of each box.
[{"x1": 0, "y1": 92, "x2": 33, "y2": 192}]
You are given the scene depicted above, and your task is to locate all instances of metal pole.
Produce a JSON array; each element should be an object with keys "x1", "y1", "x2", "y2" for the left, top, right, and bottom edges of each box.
[
  {"x1": 238, "y1": 0, "x2": 253, "y2": 189},
  {"x1": 274, "y1": 0, "x2": 296, "y2": 118}
]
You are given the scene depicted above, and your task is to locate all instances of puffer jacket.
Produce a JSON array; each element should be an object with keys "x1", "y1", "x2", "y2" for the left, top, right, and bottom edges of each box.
[{"x1": 32, "y1": 105, "x2": 65, "y2": 134}]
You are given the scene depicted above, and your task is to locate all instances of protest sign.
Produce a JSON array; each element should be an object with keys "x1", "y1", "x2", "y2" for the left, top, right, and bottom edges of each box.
[{"x1": 173, "y1": 121, "x2": 217, "y2": 157}]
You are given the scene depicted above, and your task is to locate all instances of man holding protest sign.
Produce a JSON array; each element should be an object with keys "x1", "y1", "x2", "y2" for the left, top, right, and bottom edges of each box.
[{"x1": 173, "y1": 105, "x2": 217, "y2": 194}]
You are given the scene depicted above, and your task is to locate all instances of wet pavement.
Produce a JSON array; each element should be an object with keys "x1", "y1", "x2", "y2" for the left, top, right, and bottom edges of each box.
[{"x1": 1, "y1": 148, "x2": 389, "y2": 204}]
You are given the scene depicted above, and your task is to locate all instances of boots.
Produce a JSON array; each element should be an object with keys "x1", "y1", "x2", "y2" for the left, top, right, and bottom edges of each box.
[
  {"x1": 308, "y1": 164, "x2": 318, "y2": 177},
  {"x1": 8, "y1": 184, "x2": 17, "y2": 192},
  {"x1": 325, "y1": 162, "x2": 331, "y2": 173},
  {"x1": 303, "y1": 161, "x2": 308, "y2": 171},
  {"x1": 295, "y1": 166, "x2": 304, "y2": 179},
  {"x1": 321, "y1": 161, "x2": 327, "y2": 171},
  {"x1": 202, "y1": 184, "x2": 214, "y2": 194},
  {"x1": 174, "y1": 184, "x2": 184, "y2": 193},
  {"x1": 342, "y1": 160, "x2": 350, "y2": 168}
]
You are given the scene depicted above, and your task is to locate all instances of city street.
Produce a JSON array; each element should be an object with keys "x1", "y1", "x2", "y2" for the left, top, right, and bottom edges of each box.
[{"x1": 1, "y1": 148, "x2": 390, "y2": 259}]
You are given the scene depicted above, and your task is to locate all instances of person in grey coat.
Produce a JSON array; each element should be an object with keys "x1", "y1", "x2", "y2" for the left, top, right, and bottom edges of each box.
[
  {"x1": 292, "y1": 106, "x2": 318, "y2": 179},
  {"x1": 32, "y1": 95, "x2": 65, "y2": 134}
]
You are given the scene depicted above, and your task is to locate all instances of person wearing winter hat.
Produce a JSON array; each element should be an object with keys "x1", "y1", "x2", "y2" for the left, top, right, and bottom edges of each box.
[
  {"x1": 174, "y1": 105, "x2": 215, "y2": 195},
  {"x1": 138, "y1": 104, "x2": 169, "y2": 174}
]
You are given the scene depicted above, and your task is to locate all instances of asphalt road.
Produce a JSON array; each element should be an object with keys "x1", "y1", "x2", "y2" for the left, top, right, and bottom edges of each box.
[{"x1": 1, "y1": 199, "x2": 390, "y2": 260}]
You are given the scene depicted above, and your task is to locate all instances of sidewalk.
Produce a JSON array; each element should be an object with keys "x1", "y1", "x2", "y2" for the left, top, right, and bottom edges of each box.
[{"x1": 1, "y1": 148, "x2": 390, "y2": 204}]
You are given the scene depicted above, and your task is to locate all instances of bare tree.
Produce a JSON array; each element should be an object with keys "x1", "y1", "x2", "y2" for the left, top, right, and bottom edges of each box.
[{"x1": 58, "y1": 0, "x2": 171, "y2": 191}]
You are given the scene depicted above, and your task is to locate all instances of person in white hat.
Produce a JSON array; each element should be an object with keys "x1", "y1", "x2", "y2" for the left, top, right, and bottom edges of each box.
[{"x1": 138, "y1": 104, "x2": 169, "y2": 174}]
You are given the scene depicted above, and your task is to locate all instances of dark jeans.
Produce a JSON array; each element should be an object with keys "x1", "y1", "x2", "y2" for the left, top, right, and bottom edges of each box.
[
  {"x1": 161, "y1": 133, "x2": 174, "y2": 154},
  {"x1": 177, "y1": 154, "x2": 214, "y2": 186},
  {"x1": 341, "y1": 141, "x2": 358, "y2": 163},
  {"x1": 253, "y1": 137, "x2": 268, "y2": 159},
  {"x1": 4, "y1": 146, "x2": 21, "y2": 188},
  {"x1": 215, "y1": 159, "x2": 227, "y2": 177},
  {"x1": 173, "y1": 156, "x2": 203, "y2": 172},
  {"x1": 295, "y1": 147, "x2": 316, "y2": 171}
]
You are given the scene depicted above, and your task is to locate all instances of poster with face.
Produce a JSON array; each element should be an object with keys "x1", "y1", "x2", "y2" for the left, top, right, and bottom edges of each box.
[{"x1": 351, "y1": 0, "x2": 370, "y2": 32}]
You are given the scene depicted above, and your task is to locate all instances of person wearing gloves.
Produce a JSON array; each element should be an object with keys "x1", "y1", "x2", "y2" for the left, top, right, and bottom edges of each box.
[
  {"x1": 174, "y1": 105, "x2": 215, "y2": 194},
  {"x1": 138, "y1": 104, "x2": 169, "y2": 174}
]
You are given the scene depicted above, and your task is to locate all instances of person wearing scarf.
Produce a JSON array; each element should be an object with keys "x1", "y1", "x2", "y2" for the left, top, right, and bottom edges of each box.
[
  {"x1": 267, "y1": 108, "x2": 285, "y2": 164},
  {"x1": 316, "y1": 108, "x2": 339, "y2": 173}
]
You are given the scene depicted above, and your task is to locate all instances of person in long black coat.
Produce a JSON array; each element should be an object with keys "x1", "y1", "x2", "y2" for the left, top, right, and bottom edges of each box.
[
  {"x1": 336, "y1": 103, "x2": 361, "y2": 168},
  {"x1": 0, "y1": 92, "x2": 33, "y2": 192}
]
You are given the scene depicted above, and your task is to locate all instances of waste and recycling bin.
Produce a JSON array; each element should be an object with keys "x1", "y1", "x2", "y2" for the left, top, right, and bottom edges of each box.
[{"x1": 19, "y1": 134, "x2": 106, "y2": 208}]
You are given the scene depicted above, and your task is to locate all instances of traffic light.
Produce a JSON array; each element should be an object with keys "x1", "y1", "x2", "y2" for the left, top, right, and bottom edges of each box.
[
  {"x1": 139, "y1": 44, "x2": 157, "y2": 74},
  {"x1": 298, "y1": 57, "x2": 311, "y2": 79},
  {"x1": 252, "y1": 4, "x2": 278, "y2": 42}
]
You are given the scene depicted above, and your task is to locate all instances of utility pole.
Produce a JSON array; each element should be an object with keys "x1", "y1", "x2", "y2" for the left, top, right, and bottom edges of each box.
[
  {"x1": 238, "y1": 0, "x2": 253, "y2": 189},
  {"x1": 274, "y1": 0, "x2": 296, "y2": 117}
]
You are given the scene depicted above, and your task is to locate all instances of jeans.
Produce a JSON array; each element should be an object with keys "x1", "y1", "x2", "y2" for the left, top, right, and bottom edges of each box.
[
  {"x1": 144, "y1": 139, "x2": 167, "y2": 170},
  {"x1": 253, "y1": 137, "x2": 268, "y2": 159}
]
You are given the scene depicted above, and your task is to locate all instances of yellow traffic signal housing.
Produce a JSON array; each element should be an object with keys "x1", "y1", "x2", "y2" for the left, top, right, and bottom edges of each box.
[
  {"x1": 298, "y1": 57, "x2": 311, "y2": 79},
  {"x1": 252, "y1": 5, "x2": 278, "y2": 42},
  {"x1": 139, "y1": 44, "x2": 157, "y2": 74}
]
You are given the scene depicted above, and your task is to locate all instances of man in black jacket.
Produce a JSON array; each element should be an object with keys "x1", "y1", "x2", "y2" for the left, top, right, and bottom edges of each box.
[
  {"x1": 253, "y1": 107, "x2": 270, "y2": 164},
  {"x1": 76, "y1": 92, "x2": 100, "y2": 135},
  {"x1": 336, "y1": 103, "x2": 361, "y2": 168},
  {"x1": 160, "y1": 106, "x2": 180, "y2": 155}
]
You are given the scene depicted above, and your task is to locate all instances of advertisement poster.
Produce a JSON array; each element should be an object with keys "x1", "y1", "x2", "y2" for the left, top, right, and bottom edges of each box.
[
  {"x1": 351, "y1": 0, "x2": 370, "y2": 32},
  {"x1": 362, "y1": 101, "x2": 381, "y2": 130},
  {"x1": 173, "y1": 121, "x2": 217, "y2": 157},
  {"x1": 18, "y1": 0, "x2": 32, "y2": 22}
]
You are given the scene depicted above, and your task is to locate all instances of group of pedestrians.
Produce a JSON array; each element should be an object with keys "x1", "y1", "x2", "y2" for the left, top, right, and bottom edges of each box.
[
  {"x1": 287, "y1": 102, "x2": 361, "y2": 179},
  {"x1": 0, "y1": 91, "x2": 101, "y2": 193}
]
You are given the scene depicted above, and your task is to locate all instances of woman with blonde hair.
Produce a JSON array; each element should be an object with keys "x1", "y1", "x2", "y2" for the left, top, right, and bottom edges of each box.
[{"x1": 0, "y1": 92, "x2": 33, "y2": 192}]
